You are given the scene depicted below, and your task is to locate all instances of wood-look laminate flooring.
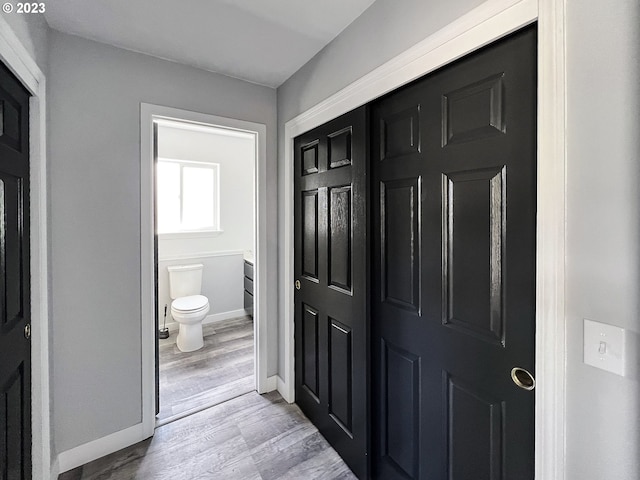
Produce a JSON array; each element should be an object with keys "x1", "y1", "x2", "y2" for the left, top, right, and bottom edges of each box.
[
  {"x1": 157, "y1": 316, "x2": 254, "y2": 422},
  {"x1": 58, "y1": 390, "x2": 357, "y2": 480}
]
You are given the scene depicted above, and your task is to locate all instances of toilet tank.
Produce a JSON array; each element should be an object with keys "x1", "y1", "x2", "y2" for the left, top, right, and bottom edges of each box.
[{"x1": 167, "y1": 264, "x2": 204, "y2": 299}]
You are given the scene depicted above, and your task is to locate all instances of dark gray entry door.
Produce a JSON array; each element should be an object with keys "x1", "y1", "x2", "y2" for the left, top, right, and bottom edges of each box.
[
  {"x1": 0, "y1": 60, "x2": 32, "y2": 480},
  {"x1": 371, "y1": 26, "x2": 537, "y2": 480}
]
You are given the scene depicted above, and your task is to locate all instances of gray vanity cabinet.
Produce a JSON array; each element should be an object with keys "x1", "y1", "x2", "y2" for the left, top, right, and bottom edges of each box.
[{"x1": 243, "y1": 260, "x2": 253, "y2": 317}]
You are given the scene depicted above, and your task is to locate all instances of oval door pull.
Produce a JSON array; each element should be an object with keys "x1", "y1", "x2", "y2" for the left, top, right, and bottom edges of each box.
[
  {"x1": 24, "y1": 323, "x2": 31, "y2": 340},
  {"x1": 295, "y1": 280, "x2": 301, "y2": 290},
  {"x1": 511, "y1": 367, "x2": 535, "y2": 391}
]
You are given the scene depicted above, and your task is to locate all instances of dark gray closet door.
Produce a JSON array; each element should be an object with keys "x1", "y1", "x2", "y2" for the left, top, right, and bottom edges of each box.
[
  {"x1": 294, "y1": 106, "x2": 369, "y2": 479},
  {"x1": 371, "y1": 26, "x2": 537, "y2": 480}
]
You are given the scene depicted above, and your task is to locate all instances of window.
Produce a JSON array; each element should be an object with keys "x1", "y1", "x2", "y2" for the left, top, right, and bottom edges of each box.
[{"x1": 156, "y1": 157, "x2": 220, "y2": 234}]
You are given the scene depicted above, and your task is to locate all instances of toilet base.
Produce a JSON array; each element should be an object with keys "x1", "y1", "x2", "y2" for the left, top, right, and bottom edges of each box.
[{"x1": 176, "y1": 322, "x2": 204, "y2": 352}]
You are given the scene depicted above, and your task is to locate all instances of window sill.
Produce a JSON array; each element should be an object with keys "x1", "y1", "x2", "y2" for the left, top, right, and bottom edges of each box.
[{"x1": 159, "y1": 230, "x2": 224, "y2": 240}]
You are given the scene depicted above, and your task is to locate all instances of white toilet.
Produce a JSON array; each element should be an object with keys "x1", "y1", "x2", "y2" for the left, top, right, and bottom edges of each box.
[{"x1": 168, "y1": 264, "x2": 210, "y2": 352}]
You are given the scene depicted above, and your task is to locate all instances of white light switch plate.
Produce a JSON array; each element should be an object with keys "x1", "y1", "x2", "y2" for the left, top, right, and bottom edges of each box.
[{"x1": 584, "y1": 319, "x2": 626, "y2": 376}]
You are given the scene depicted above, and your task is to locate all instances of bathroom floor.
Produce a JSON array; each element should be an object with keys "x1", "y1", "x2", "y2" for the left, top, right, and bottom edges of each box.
[{"x1": 157, "y1": 315, "x2": 254, "y2": 423}]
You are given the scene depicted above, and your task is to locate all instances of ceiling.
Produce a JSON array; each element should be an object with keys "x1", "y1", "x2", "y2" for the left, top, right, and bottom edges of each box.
[{"x1": 44, "y1": 0, "x2": 377, "y2": 88}]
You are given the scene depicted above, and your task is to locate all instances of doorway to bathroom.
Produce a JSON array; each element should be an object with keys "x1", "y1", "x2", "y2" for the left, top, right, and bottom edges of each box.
[
  {"x1": 140, "y1": 104, "x2": 269, "y2": 432},
  {"x1": 154, "y1": 118, "x2": 256, "y2": 424}
]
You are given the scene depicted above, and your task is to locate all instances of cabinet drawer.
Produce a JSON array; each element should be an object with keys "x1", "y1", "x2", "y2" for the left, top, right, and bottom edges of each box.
[
  {"x1": 244, "y1": 290, "x2": 253, "y2": 312},
  {"x1": 244, "y1": 276, "x2": 253, "y2": 295},
  {"x1": 244, "y1": 261, "x2": 254, "y2": 281}
]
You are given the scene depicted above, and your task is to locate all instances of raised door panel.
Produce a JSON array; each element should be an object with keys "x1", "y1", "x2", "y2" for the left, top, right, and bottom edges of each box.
[
  {"x1": 328, "y1": 127, "x2": 352, "y2": 169},
  {"x1": 0, "y1": 91, "x2": 23, "y2": 153},
  {"x1": 302, "y1": 305, "x2": 320, "y2": 401},
  {"x1": 328, "y1": 319, "x2": 352, "y2": 434},
  {"x1": 442, "y1": 167, "x2": 506, "y2": 345},
  {"x1": 301, "y1": 140, "x2": 319, "y2": 175},
  {"x1": 442, "y1": 74, "x2": 506, "y2": 147},
  {"x1": 328, "y1": 185, "x2": 352, "y2": 293},
  {"x1": 381, "y1": 340, "x2": 420, "y2": 479},
  {"x1": 0, "y1": 174, "x2": 27, "y2": 327},
  {"x1": 446, "y1": 375, "x2": 504, "y2": 480},
  {"x1": 380, "y1": 106, "x2": 420, "y2": 161},
  {"x1": 302, "y1": 190, "x2": 319, "y2": 281},
  {"x1": 380, "y1": 177, "x2": 421, "y2": 314},
  {"x1": 1, "y1": 364, "x2": 27, "y2": 480}
]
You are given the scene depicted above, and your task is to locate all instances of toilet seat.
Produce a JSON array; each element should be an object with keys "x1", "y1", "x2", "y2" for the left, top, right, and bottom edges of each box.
[{"x1": 171, "y1": 294, "x2": 209, "y2": 314}]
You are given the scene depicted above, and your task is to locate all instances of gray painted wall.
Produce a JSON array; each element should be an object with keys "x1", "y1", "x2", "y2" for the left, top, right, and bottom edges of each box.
[
  {"x1": 276, "y1": 0, "x2": 485, "y2": 376},
  {"x1": 48, "y1": 30, "x2": 277, "y2": 453},
  {"x1": 565, "y1": 0, "x2": 640, "y2": 478}
]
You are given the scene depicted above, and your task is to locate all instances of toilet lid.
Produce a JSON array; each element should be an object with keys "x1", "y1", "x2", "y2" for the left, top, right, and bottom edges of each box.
[{"x1": 172, "y1": 295, "x2": 208, "y2": 312}]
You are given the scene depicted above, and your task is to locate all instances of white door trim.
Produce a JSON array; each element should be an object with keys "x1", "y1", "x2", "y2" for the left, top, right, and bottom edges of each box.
[
  {"x1": 0, "y1": 15, "x2": 52, "y2": 480},
  {"x1": 280, "y1": 0, "x2": 566, "y2": 478},
  {"x1": 535, "y1": 0, "x2": 567, "y2": 477},
  {"x1": 140, "y1": 103, "x2": 271, "y2": 438}
]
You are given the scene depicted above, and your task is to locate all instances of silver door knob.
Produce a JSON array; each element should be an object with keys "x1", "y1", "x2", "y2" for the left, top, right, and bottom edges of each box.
[
  {"x1": 24, "y1": 323, "x2": 31, "y2": 340},
  {"x1": 511, "y1": 367, "x2": 535, "y2": 390},
  {"x1": 295, "y1": 280, "x2": 301, "y2": 290}
]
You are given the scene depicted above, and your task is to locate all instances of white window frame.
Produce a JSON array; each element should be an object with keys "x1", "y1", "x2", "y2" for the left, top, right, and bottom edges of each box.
[{"x1": 156, "y1": 156, "x2": 222, "y2": 236}]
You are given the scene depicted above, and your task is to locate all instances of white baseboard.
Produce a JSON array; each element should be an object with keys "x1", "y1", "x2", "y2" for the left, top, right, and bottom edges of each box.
[
  {"x1": 57, "y1": 423, "x2": 146, "y2": 474},
  {"x1": 263, "y1": 374, "x2": 278, "y2": 393},
  {"x1": 164, "y1": 308, "x2": 248, "y2": 333},
  {"x1": 277, "y1": 375, "x2": 293, "y2": 403}
]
